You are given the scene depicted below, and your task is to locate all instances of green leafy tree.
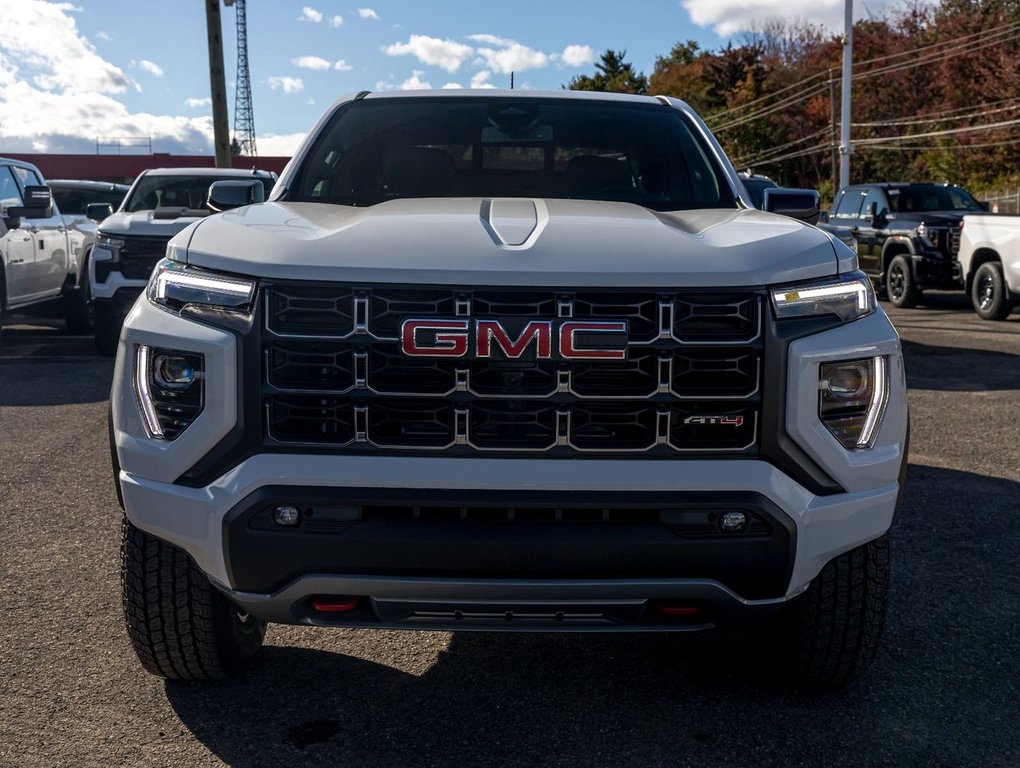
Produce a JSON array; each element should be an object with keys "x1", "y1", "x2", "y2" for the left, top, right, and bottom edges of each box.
[{"x1": 567, "y1": 50, "x2": 649, "y2": 94}]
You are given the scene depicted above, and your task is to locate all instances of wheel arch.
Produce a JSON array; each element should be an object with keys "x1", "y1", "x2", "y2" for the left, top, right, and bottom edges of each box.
[
  {"x1": 964, "y1": 247, "x2": 1001, "y2": 295},
  {"x1": 881, "y1": 238, "x2": 914, "y2": 279}
]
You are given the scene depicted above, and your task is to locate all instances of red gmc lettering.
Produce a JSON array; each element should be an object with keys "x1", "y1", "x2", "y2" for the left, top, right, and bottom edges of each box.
[
  {"x1": 476, "y1": 320, "x2": 552, "y2": 359},
  {"x1": 401, "y1": 319, "x2": 470, "y2": 357},
  {"x1": 559, "y1": 320, "x2": 628, "y2": 360}
]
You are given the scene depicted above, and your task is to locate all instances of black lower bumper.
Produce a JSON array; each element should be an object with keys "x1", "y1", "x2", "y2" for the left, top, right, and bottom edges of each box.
[
  {"x1": 912, "y1": 252, "x2": 962, "y2": 289},
  {"x1": 222, "y1": 487, "x2": 796, "y2": 602},
  {"x1": 93, "y1": 287, "x2": 144, "y2": 324}
]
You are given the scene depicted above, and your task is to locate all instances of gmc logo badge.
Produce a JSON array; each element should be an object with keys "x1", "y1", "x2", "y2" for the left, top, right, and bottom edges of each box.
[{"x1": 401, "y1": 319, "x2": 629, "y2": 360}]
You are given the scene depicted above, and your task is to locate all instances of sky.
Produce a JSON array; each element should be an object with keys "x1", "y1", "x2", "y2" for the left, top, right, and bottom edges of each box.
[{"x1": 0, "y1": 0, "x2": 911, "y2": 158}]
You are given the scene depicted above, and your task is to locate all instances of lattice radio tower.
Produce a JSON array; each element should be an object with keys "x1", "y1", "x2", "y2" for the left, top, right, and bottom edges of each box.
[{"x1": 231, "y1": 0, "x2": 257, "y2": 156}]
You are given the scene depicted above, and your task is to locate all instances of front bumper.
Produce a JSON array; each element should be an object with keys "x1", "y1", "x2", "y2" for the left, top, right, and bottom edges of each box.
[
  {"x1": 112, "y1": 298, "x2": 907, "y2": 630},
  {"x1": 912, "y1": 249, "x2": 963, "y2": 289}
]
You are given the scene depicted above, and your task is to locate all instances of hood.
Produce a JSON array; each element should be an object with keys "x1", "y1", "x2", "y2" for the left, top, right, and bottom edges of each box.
[
  {"x1": 100, "y1": 209, "x2": 207, "y2": 239},
  {"x1": 182, "y1": 198, "x2": 843, "y2": 288}
]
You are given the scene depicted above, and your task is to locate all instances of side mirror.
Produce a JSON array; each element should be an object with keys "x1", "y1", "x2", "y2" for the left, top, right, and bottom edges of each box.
[
  {"x1": 8, "y1": 185, "x2": 54, "y2": 220},
  {"x1": 764, "y1": 188, "x2": 821, "y2": 225},
  {"x1": 2, "y1": 214, "x2": 22, "y2": 231},
  {"x1": 207, "y1": 180, "x2": 266, "y2": 213},
  {"x1": 86, "y1": 202, "x2": 114, "y2": 222}
]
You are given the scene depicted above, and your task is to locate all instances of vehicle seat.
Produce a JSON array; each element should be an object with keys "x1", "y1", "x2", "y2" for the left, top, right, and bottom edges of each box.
[
  {"x1": 379, "y1": 148, "x2": 455, "y2": 198},
  {"x1": 567, "y1": 155, "x2": 633, "y2": 197},
  {"x1": 161, "y1": 189, "x2": 190, "y2": 207}
]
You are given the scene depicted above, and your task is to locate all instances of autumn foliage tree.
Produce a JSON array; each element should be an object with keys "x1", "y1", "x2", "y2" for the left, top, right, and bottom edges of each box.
[{"x1": 567, "y1": 0, "x2": 1020, "y2": 202}]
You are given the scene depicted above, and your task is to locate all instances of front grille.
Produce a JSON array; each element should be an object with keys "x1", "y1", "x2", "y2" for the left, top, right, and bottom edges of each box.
[
  {"x1": 118, "y1": 236, "x2": 170, "y2": 280},
  {"x1": 261, "y1": 284, "x2": 763, "y2": 456}
]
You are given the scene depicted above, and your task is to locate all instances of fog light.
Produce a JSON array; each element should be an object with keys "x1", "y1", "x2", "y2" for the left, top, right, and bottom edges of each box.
[
  {"x1": 719, "y1": 511, "x2": 748, "y2": 532},
  {"x1": 819, "y1": 356, "x2": 889, "y2": 449},
  {"x1": 274, "y1": 506, "x2": 301, "y2": 526}
]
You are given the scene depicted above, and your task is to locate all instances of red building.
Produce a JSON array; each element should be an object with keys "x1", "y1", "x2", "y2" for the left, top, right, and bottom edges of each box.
[{"x1": 1, "y1": 153, "x2": 291, "y2": 184}]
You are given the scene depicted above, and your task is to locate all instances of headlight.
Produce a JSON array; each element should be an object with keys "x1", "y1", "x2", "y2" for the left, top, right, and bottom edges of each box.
[
  {"x1": 818, "y1": 356, "x2": 889, "y2": 449},
  {"x1": 771, "y1": 272, "x2": 876, "y2": 323},
  {"x1": 147, "y1": 257, "x2": 256, "y2": 315},
  {"x1": 92, "y1": 233, "x2": 125, "y2": 262},
  {"x1": 134, "y1": 345, "x2": 204, "y2": 440}
]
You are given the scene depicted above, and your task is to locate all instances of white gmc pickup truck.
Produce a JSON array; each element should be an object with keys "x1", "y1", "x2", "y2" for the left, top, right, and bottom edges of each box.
[
  {"x1": 959, "y1": 214, "x2": 1020, "y2": 320},
  {"x1": 110, "y1": 91, "x2": 908, "y2": 689}
]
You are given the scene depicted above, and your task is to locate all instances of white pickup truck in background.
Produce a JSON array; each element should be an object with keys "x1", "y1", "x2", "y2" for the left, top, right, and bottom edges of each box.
[
  {"x1": 959, "y1": 214, "x2": 1020, "y2": 320},
  {"x1": 0, "y1": 157, "x2": 93, "y2": 333}
]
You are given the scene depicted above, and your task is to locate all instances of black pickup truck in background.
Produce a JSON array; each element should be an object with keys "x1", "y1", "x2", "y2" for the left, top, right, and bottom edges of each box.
[{"x1": 818, "y1": 183, "x2": 986, "y2": 307}]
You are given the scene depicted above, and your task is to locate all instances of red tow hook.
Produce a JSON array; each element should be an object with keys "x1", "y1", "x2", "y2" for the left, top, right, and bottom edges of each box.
[
  {"x1": 310, "y1": 596, "x2": 360, "y2": 613},
  {"x1": 655, "y1": 601, "x2": 703, "y2": 617}
]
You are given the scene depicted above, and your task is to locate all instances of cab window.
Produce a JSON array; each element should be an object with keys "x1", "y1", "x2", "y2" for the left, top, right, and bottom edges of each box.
[
  {"x1": 860, "y1": 189, "x2": 887, "y2": 219},
  {"x1": 834, "y1": 189, "x2": 865, "y2": 218},
  {"x1": 0, "y1": 166, "x2": 24, "y2": 214}
]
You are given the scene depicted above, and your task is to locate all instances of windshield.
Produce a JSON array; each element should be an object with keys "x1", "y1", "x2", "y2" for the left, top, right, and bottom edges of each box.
[
  {"x1": 888, "y1": 185, "x2": 982, "y2": 213},
  {"x1": 51, "y1": 186, "x2": 126, "y2": 215},
  {"x1": 124, "y1": 175, "x2": 273, "y2": 213},
  {"x1": 290, "y1": 97, "x2": 734, "y2": 211}
]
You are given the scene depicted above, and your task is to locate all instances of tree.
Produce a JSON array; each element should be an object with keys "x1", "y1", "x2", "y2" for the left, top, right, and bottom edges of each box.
[{"x1": 567, "y1": 50, "x2": 649, "y2": 94}]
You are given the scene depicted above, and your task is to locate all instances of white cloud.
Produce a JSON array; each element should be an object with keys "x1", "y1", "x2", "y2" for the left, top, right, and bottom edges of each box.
[
  {"x1": 268, "y1": 76, "x2": 304, "y2": 94},
  {"x1": 95, "y1": 31, "x2": 110, "y2": 41},
  {"x1": 681, "y1": 0, "x2": 913, "y2": 36},
  {"x1": 136, "y1": 59, "x2": 164, "y2": 77},
  {"x1": 184, "y1": 97, "x2": 211, "y2": 108},
  {"x1": 442, "y1": 82, "x2": 463, "y2": 89},
  {"x1": 470, "y1": 71, "x2": 496, "y2": 89},
  {"x1": 473, "y1": 40, "x2": 548, "y2": 74},
  {"x1": 561, "y1": 44, "x2": 595, "y2": 67},
  {"x1": 334, "y1": 59, "x2": 353, "y2": 72},
  {"x1": 467, "y1": 34, "x2": 514, "y2": 47},
  {"x1": 0, "y1": 79, "x2": 215, "y2": 154},
  {"x1": 292, "y1": 55, "x2": 332, "y2": 71},
  {"x1": 401, "y1": 70, "x2": 432, "y2": 90},
  {"x1": 384, "y1": 35, "x2": 474, "y2": 73},
  {"x1": 358, "y1": 8, "x2": 379, "y2": 20},
  {"x1": 0, "y1": 0, "x2": 130, "y2": 93},
  {"x1": 258, "y1": 132, "x2": 306, "y2": 156},
  {"x1": 298, "y1": 6, "x2": 323, "y2": 23},
  {"x1": 329, "y1": 15, "x2": 344, "y2": 27}
]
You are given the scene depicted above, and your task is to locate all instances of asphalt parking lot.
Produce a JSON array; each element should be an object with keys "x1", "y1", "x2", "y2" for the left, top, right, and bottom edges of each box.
[{"x1": 1, "y1": 294, "x2": 1018, "y2": 768}]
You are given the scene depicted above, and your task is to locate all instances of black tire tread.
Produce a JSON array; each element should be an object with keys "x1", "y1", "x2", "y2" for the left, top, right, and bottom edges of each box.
[
  {"x1": 971, "y1": 261, "x2": 1013, "y2": 321},
  {"x1": 120, "y1": 516, "x2": 265, "y2": 680},
  {"x1": 785, "y1": 534, "x2": 889, "y2": 689},
  {"x1": 887, "y1": 255, "x2": 921, "y2": 309}
]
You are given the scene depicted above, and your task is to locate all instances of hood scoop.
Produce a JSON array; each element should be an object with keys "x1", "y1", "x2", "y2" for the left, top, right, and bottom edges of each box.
[{"x1": 481, "y1": 198, "x2": 547, "y2": 248}]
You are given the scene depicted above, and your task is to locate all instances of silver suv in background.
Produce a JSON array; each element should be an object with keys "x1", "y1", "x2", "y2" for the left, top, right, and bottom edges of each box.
[{"x1": 90, "y1": 167, "x2": 275, "y2": 354}]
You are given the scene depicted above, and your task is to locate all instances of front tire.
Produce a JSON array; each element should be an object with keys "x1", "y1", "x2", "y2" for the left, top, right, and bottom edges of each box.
[
  {"x1": 971, "y1": 261, "x2": 1013, "y2": 321},
  {"x1": 886, "y1": 255, "x2": 921, "y2": 308},
  {"x1": 773, "y1": 534, "x2": 890, "y2": 690},
  {"x1": 93, "y1": 301, "x2": 121, "y2": 357},
  {"x1": 121, "y1": 516, "x2": 266, "y2": 680},
  {"x1": 63, "y1": 260, "x2": 93, "y2": 334}
]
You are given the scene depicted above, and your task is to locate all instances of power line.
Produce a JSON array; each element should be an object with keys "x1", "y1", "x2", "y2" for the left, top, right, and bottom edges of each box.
[
  {"x1": 852, "y1": 98, "x2": 1020, "y2": 127},
  {"x1": 854, "y1": 116, "x2": 1020, "y2": 145},
  {"x1": 706, "y1": 20, "x2": 1020, "y2": 131}
]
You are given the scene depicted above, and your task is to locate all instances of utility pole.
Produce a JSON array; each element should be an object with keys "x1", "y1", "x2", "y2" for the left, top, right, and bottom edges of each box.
[
  {"x1": 828, "y1": 70, "x2": 837, "y2": 184},
  {"x1": 205, "y1": 0, "x2": 232, "y2": 168},
  {"x1": 839, "y1": 0, "x2": 853, "y2": 189}
]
